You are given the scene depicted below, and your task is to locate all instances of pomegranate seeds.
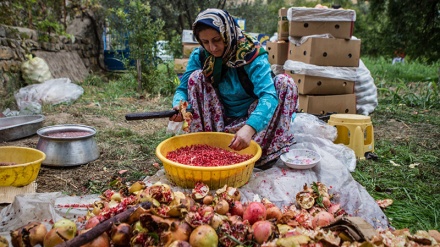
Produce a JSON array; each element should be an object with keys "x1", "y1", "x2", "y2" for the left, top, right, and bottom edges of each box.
[
  {"x1": 45, "y1": 131, "x2": 91, "y2": 138},
  {"x1": 166, "y1": 144, "x2": 253, "y2": 167}
]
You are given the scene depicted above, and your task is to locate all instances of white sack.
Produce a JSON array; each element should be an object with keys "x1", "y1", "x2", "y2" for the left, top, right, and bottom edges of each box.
[{"x1": 21, "y1": 56, "x2": 53, "y2": 84}]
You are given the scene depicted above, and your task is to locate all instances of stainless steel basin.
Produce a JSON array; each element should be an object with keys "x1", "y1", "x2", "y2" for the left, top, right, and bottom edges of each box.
[
  {"x1": 0, "y1": 115, "x2": 45, "y2": 142},
  {"x1": 36, "y1": 124, "x2": 100, "y2": 167}
]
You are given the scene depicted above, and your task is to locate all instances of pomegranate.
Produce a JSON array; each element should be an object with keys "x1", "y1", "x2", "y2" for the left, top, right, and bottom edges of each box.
[
  {"x1": 170, "y1": 220, "x2": 192, "y2": 241},
  {"x1": 225, "y1": 186, "x2": 241, "y2": 201},
  {"x1": 79, "y1": 229, "x2": 110, "y2": 247},
  {"x1": 10, "y1": 221, "x2": 47, "y2": 247},
  {"x1": 92, "y1": 201, "x2": 105, "y2": 215},
  {"x1": 126, "y1": 206, "x2": 150, "y2": 224},
  {"x1": 43, "y1": 227, "x2": 75, "y2": 247},
  {"x1": 43, "y1": 218, "x2": 77, "y2": 247},
  {"x1": 210, "y1": 213, "x2": 228, "y2": 230},
  {"x1": 214, "y1": 199, "x2": 230, "y2": 215},
  {"x1": 243, "y1": 201, "x2": 267, "y2": 225},
  {"x1": 203, "y1": 195, "x2": 214, "y2": 205},
  {"x1": 189, "y1": 225, "x2": 218, "y2": 247},
  {"x1": 111, "y1": 223, "x2": 132, "y2": 246},
  {"x1": 201, "y1": 205, "x2": 215, "y2": 216},
  {"x1": 322, "y1": 196, "x2": 332, "y2": 208},
  {"x1": 312, "y1": 211, "x2": 335, "y2": 228},
  {"x1": 191, "y1": 182, "x2": 210, "y2": 201},
  {"x1": 296, "y1": 191, "x2": 315, "y2": 209},
  {"x1": 229, "y1": 200, "x2": 244, "y2": 217},
  {"x1": 276, "y1": 224, "x2": 294, "y2": 235},
  {"x1": 128, "y1": 181, "x2": 146, "y2": 194},
  {"x1": 168, "y1": 240, "x2": 191, "y2": 247},
  {"x1": 85, "y1": 216, "x2": 101, "y2": 229},
  {"x1": 266, "y1": 205, "x2": 283, "y2": 221},
  {"x1": 161, "y1": 220, "x2": 193, "y2": 246},
  {"x1": 251, "y1": 220, "x2": 277, "y2": 244}
]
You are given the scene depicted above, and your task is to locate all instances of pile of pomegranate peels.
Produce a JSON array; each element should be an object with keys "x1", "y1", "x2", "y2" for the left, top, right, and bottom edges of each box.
[{"x1": 6, "y1": 181, "x2": 440, "y2": 247}]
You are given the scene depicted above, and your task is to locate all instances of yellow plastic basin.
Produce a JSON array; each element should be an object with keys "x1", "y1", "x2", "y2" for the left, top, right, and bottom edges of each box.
[
  {"x1": 0, "y1": 146, "x2": 46, "y2": 187},
  {"x1": 156, "y1": 132, "x2": 262, "y2": 189}
]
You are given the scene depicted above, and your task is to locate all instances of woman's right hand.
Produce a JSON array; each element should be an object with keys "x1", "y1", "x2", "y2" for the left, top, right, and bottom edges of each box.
[{"x1": 169, "y1": 106, "x2": 183, "y2": 122}]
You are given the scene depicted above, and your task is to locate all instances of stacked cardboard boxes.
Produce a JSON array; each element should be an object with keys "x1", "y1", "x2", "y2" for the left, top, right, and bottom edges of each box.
[
  {"x1": 267, "y1": 7, "x2": 359, "y2": 115},
  {"x1": 174, "y1": 30, "x2": 200, "y2": 74}
]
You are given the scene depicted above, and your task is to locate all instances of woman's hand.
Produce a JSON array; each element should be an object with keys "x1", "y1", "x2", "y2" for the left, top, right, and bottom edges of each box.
[
  {"x1": 229, "y1": 125, "x2": 256, "y2": 151},
  {"x1": 169, "y1": 106, "x2": 183, "y2": 122}
]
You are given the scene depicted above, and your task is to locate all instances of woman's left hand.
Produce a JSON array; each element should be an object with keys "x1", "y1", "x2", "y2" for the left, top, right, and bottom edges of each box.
[{"x1": 229, "y1": 125, "x2": 256, "y2": 151}]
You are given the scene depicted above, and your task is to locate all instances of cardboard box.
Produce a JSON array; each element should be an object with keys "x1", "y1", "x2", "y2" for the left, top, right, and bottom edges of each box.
[
  {"x1": 266, "y1": 41, "x2": 289, "y2": 65},
  {"x1": 182, "y1": 43, "x2": 200, "y2": 58},
  {"x1": 174, "y1": 58, "x2": 189, "y2": 74},
  {"x1": 298, "y1": 94, "x2": 356, "y2": 115},
  {"x1": 288, "y1": 7, "x2": 356, "y2": 39},
  {"x1": 286, "y1": 72, "x2": 355, "y2": 95},
  {"x1": 288, "y1": 37, "x2": 361, "y2": 67},
  {"x1": 182, "y1": 29, "x2": 198, "y2": 44},
  {"x1": 289, "y1": 21, "x2": 354, "y2": 39},
  {"x1": 278, "y1": 8, "x2": 289, "y2": 41}
]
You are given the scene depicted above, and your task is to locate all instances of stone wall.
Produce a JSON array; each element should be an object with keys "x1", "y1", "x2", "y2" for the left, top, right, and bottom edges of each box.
[{"x1": 0, "y1": 24, "x2": 101, "y2": 109}]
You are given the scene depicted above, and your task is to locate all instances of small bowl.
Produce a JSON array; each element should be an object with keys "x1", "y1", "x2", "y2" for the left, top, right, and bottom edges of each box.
[
  {"x1": 0, "y1": 146, "x2": 46, "y2": 187},
  {"x1": 281, "y1": 149, "x2": 321, "y2": 169}
]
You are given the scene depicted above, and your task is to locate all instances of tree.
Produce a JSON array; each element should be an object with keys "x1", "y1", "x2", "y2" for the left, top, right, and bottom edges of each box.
[
  {"x1": 367, "y1": 0, "x2": 440, "y2": 62},
  {"x1": 107, "y1": 0, "x2": 165, "y2": 93},
  {"x1": 148, "y1": 0, "x2": 227, "y2": 57}
]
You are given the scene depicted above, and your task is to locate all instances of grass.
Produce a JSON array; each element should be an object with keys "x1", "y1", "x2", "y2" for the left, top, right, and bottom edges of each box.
[{"x1": 354, "y1": 57, "x2": 440, "y2": 232}]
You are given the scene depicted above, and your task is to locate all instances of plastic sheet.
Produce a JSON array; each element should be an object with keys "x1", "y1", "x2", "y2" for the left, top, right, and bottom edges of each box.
[
  {"x1": 284, "y1": 60, "x2": 358, "y2": 81},
  {"x1": 355, "y1": 60, "x2": 379, "y2": 115},
  {"x1": 287, "y1": 7, "x2": 356, "y2": 22},
  {"x1": 0, "y1": 193, "x2": 98, "y2": 243},
  {"x1": 142, "y1": 113, "x2": 388, "y2": 229},
  {"x1": 14, "y1": 78, "x2": 84, "y2": 113}
]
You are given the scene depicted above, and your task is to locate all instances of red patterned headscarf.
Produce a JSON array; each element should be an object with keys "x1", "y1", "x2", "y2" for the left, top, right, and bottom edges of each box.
[{"x1": 193, "y1": 8, "x2": 266, "y2": 84}]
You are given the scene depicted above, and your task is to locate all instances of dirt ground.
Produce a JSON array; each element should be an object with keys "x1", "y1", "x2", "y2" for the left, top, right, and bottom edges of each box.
[{"x1": 1, "y1": 110, "x2": 168, "y2": 198}]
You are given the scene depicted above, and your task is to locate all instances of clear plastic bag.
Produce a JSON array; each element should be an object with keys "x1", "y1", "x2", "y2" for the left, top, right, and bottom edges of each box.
[
  {"x1": 15, "y1": 78, "x2": 84, "y2": 113},
  {"x1": 292, "y1": 113, "x2": 337, "y2": 141},
  {"x1": 166, "y1": 121, "x2": 184, "y2": 135}
]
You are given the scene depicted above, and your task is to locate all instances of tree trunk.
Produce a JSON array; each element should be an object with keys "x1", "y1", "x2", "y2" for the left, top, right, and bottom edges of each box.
[{"x1": 137, "y1": 59, "x2": 142, "y2": 93}]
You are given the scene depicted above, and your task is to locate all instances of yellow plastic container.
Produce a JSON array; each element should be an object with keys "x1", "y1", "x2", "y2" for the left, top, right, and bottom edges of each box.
[
  {"x1": 328, "y1": 114, "x2": 374, "y2": 159},
  {"x1": 156, "y1": 132, "x2": 262, "y2": 189},
  {"x1": 0, "y1": 146, "x2": 46, "y2": 187}
]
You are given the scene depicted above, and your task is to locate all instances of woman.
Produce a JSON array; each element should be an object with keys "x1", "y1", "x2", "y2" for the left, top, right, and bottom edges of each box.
[{"x1": 171, "y1": 8, "x2": 298, "y2": 168}]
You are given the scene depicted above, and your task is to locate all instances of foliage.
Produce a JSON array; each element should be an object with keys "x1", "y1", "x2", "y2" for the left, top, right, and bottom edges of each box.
[
  {"x1": 227, "y1": 0, "x2": 284, "y2": 35},
  {"x1": 366, "y1": 0, "x2": 440, "y2": 62},
  {"x1": 35, "y1": 18, "x2": 63, "y2": 42},
  {"x1": 147, "y1": 0, "x2": 227, "y2": 57},
  {"x1": 353, "y1": 56, "x2": 440, "y2": 232},
  {"x1": 104, "y1": 0, "x2": 167, "y2": 93},
  {"x1": 363, "y1": 57, "x2": 440, "y2": 109}
]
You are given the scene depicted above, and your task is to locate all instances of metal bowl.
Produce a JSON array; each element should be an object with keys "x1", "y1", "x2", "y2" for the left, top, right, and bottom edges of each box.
[
  {"x1": 36, "y1": 124, "x2": 100, "y2": 167},
  {"x1": 0, "y1": 115, "x2": 45, "y2": 142}
]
